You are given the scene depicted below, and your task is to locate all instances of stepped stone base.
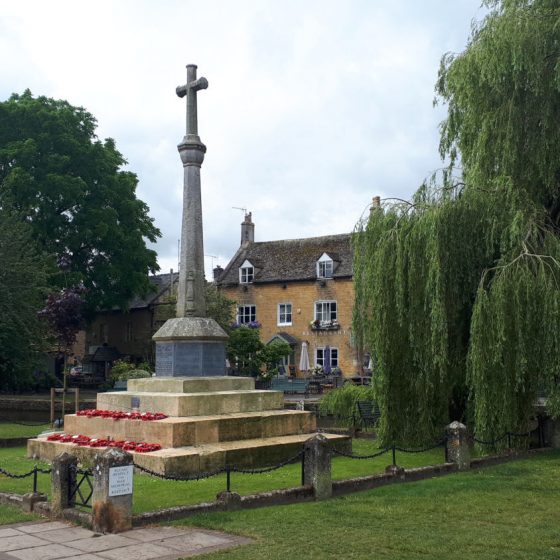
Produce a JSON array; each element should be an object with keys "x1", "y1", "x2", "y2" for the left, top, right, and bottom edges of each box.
[
  {"x1": 97, "y1": 389, "x2": 284, "y2": 417},
  {"x1": 28, "y1": 433, "x2": 351, "y2": 475},
  {"x1": 63, "y1": 409, "x2": 315, "y2": 448},
  {"x1": 27, "y1": 376, "x2": 351, "y2": 476},
  {"x1": 128, "y1": 376, "x2": 255, "y2": 393}
]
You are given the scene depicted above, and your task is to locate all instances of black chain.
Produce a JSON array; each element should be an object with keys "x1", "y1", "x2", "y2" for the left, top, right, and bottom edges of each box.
[
  {"x1": 0, "y1": 466, "x2": 36, "y2": 479},
  {"x1": 472, "y1": 433, "x2": 509, "y2": 446},
  {"x1": 133, "y1": 462, "x2": 225, "y2": 481},
  {"x1": 472, "y1": 430, "x2": 533, "y2": 446},
  {"x1": 393, "y1": 439, "x2": 447, "y2": 453},
  {"x1": 0, "y1": 416, "x2": 50, "y2": 427},
  {"x1": 231, "y1": 451, "x2": 303, "y2": 474},
  {"x1": 332, "y1": 446, "x2": 391, "y2": 459}
]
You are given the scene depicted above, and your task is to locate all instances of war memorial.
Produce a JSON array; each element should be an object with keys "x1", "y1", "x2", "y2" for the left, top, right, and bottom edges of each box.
[{"x1": 27, "y1": 65, "x2": 348, "y2": 475}]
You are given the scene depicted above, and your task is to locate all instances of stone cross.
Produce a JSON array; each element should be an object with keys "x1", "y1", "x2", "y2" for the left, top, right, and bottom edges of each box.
[{"x1": 176, "y1": 64, "x2": 208, "y2": 142}]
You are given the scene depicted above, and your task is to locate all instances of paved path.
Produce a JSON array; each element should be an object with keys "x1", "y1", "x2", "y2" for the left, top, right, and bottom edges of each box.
[{"x1": 0, "y1": 521, "x2": 250, "y2": 560}]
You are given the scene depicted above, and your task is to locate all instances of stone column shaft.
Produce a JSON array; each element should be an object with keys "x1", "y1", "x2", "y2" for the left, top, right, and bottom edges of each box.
[{"x1": 177, "y1": 143, "x2": 207, "y2": 318}]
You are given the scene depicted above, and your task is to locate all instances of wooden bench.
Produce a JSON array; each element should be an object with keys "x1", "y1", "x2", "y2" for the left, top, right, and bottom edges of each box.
[
  {"x1": 355, "y1": 401, "x2": 381, "y2": 429},
  {"x1": 271, "y1": 378, "x2": 310, "y2": 396}
]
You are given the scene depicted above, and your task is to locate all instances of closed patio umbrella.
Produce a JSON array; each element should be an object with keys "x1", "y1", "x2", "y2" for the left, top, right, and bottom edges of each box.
[
  {"x1": 323, "y1": 345, "x2": 332, "y2": 375},
  {"x1": 299, "y1": 341, "x2": 310, "y2": 373}
]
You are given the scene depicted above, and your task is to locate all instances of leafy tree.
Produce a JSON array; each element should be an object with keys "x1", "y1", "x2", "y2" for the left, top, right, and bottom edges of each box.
[
  {"x1": 0, "y1": 208, "x2": 51, "y2": 390},
  {"x1": 226, "y1": 325, "x2": 291, "y2": 377},
  {"x1": 206, "y1": 283, "x2": 235, "y2": 332},
  {"x1": 263, "y1": 340, "x2": 292, "y2": 374},
  {"x1": 154, "y1": 281, "x2": 235, "y2": 332},
  {"x1": 0, "y1": 90, "x2": 160, "y2": 315},
  {"x1": 353, "y1": 0, "x2": 560, "y2": 446},
  {"x1": 227, "y1": 325, "x2": 265, "y2": 376}
]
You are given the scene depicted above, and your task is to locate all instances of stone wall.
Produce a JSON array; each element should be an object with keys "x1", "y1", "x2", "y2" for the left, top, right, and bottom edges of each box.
[{"x1": 221, "y1": 278, "x2": 359, "y2": 376}]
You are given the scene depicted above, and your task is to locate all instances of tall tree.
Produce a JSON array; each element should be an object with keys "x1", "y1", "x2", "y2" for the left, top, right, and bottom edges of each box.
[
  {"x1": 353, "y1": 0, "x2": 560, "y2": 446},
  {"x1": 0, "y1": 208, "x2": 51, "y2": 390},
  {"x1": 0, "y1": 91, "x2": 160, "y2": 314}
]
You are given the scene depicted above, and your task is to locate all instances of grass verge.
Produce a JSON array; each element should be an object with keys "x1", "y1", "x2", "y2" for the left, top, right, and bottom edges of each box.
[
  {"x1": 0, "y1": 422, "x2": 50, "y2": 440},
  {"x1": 172, "y1": 450, "x2": 560, "y2": 560},
  {"x1": 0, "y1": 504, "x2": 38, "y2": 525}
]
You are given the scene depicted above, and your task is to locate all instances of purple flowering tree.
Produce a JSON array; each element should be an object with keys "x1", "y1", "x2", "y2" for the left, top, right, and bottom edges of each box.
[{"x1": 38, "y1": 285, "x2": 86, "y2": 418}]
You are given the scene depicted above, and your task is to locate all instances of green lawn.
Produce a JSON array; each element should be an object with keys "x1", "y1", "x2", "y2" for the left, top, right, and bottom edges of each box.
[
  {"x1": 0, "y1": 422, "x2": 50, "y2": 440},
  {"x1": 0, "y1": 442, "x2": 557, "y2": 559},
  {"x1": 173, "y1": 450, "x2": 560, "y2": 560}
]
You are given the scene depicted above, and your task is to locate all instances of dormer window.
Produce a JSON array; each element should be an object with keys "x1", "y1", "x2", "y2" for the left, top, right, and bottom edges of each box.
[
  {"x1": 239, "y1": 259, "x2": 254, "y2": 283},
  {"x1": 317, "y1": 253, "x2": 333, "y2": 279}
]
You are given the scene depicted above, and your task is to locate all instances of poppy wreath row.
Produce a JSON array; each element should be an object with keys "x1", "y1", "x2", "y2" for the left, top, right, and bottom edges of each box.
[
  {"x1": 76, "y1": 409, "x2": 167, "y2": 421},
  {"x1": 46, "y1": 433, "x2": 162, "y2": 453}
]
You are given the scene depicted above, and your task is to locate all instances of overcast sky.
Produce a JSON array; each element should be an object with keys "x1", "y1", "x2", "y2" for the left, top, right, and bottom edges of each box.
[{"x1": 0, "y1": 0, "x2": 485, "y2": 277}]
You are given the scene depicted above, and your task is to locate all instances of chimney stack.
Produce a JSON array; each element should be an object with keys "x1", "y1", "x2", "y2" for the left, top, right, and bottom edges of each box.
[
  {"x1": 213, "y1": 265, "x2": 224, "y2": 282},
  {"x1": 241, "y1": 212, "x2": 254, "y2": 245},
  {"x1": 372, "y1": 196, "x2": 381, "y2": 208}
]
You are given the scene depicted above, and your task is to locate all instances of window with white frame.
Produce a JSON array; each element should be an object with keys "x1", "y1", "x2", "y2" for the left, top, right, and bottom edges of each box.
[
  {"x1": 316, "y1": 253, "x2": 334, "y2": 278},
  {"x1": 314, "y1": 300, "x2": 337, "y2": 323},
  {"x1": 239, "y1": 259, "x2": 254, "y2": 283},
  {"x1": 237, "y1": 304, "x2": 256, "y2": 324},
  {"x1": 316, "y1": 347, "x2": 338, "y2": 368},
  {"x1": 277, "y1": 303, "x2": 292, "y2": 326}
]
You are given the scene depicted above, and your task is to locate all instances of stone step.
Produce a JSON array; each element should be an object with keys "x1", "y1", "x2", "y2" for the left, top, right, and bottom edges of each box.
[
  {"x1": 127, "y1": 376, "x2": 255, "y2": 394},
  {"x1": 97, "y1": 389, "x2": 284, "y2": 417},
  {"x1": 135, "y1": 433, "x2": 351, "y2": 476},
  {"x1": 63, "y1": 410, "x2": 316, "y2": 448},
  {"x1": 27, "y1": 433, "x2": 351, "y2": 476}
]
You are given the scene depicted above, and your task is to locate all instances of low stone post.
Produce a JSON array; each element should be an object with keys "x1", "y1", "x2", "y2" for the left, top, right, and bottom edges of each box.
[
  {"x1": 303, "y1": 434, "x2": 332, "y2": 500},
  {"x1": 545, "y1": 417, "x2": 560, "y2": 449},
  {"x1": 92, "y1": 448, "x2": 134, "y2": 533},
  {"x1": 446, "y1": 421, "x2": 470, "y2": 470},
  {"x1": 51, "y1": 452, "x2": 77, "y2": 514}
]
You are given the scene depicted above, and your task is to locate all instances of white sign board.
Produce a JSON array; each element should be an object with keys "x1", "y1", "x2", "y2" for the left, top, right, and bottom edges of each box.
[{"x1": 108, "y1": 465, "x2": 133, "y2": 497}]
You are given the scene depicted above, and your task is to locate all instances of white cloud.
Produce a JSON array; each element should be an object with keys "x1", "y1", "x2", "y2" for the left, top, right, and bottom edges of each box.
[{"x1": 0, "y1": 0, "x2": 486, "y2": 276}]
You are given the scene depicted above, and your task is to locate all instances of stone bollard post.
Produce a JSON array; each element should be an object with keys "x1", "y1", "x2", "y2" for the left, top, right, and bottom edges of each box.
[
  {"x1": 92, "y1": 448, "x2": 134, "y2": 533},
  {"x1": 303, "y1": 434, "x2": 332, "y2": 500},
  {"x1": 446, "y1": 421, "x2": 470, "y2": 470},
  {"x1": 545, "y1": 417, "x2": 560, "y2": 449},
  {"x1": 51, "y1": 452, "x2": 77, "y2": 515}
]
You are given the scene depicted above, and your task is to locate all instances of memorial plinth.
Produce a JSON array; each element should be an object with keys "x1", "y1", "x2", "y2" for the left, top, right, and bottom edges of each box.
[{"x1": 153, "y1": 317, "x2": 228, "y2": 377}]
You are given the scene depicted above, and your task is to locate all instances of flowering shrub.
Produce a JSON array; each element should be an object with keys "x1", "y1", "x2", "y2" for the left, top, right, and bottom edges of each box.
[
  {"x1": 230, "y1": 320, "x2": 262, "y2": 329},
  {"x1": 310, "y1": 319, "x2": 340, "y2": 330},
  {"x1": 311, "y1": 365, "x2": 324, "y2": 376}
]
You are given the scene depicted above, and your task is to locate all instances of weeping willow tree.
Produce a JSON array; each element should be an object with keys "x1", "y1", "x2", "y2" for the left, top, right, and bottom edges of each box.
[{"x1": 353, "y1": 0, "x2": 560, "y2": 446}]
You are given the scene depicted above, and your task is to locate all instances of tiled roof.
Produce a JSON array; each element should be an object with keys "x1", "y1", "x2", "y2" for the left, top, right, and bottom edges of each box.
[
  {"x1": 127, "y1": 272, "x2": 177, "y2": 310},
  {"x1": 217, "y1": 233, "x2": 353, "y2": 286}
]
